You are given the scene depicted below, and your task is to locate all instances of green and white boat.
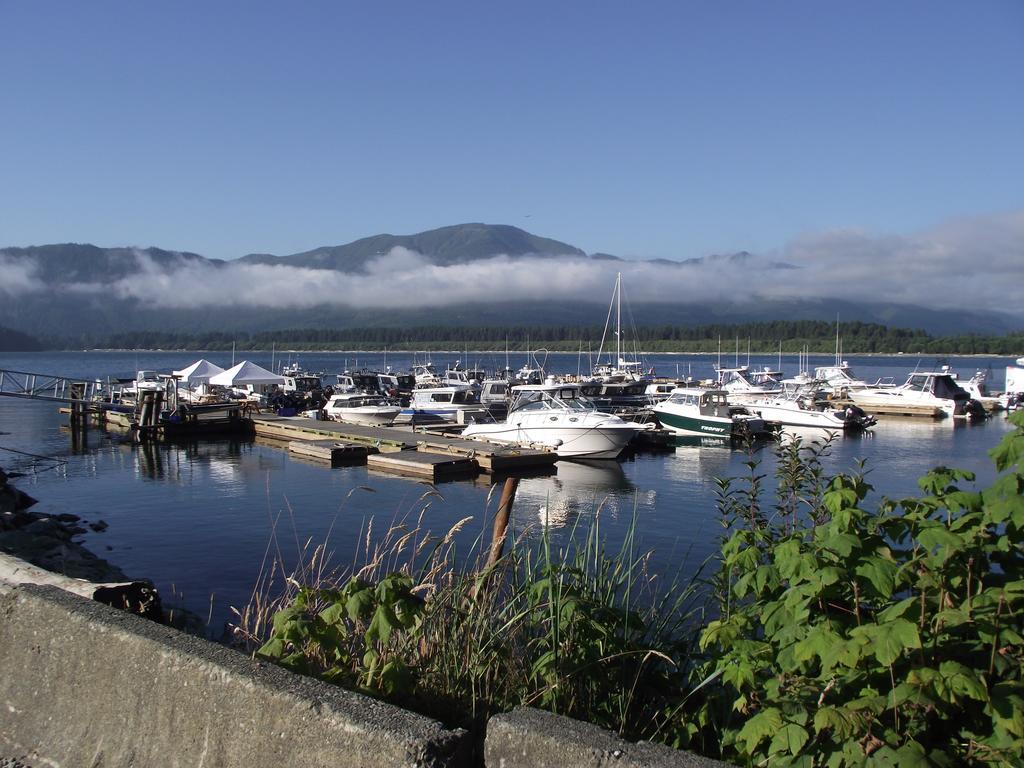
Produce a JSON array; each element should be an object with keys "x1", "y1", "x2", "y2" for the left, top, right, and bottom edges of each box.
[{"x1": 652, "y1": 388, "x2": 771, "y2": 439}]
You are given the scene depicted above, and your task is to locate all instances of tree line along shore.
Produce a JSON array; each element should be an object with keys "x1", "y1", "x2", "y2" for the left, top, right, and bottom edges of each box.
[{"x1": 3, "y1": 321, "x2": 1023, "y2": 355}]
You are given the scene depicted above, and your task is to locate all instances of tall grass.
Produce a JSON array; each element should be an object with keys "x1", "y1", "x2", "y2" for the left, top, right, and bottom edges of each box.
[{"x1": 230, "y1": 479, "x2": 709, "y2": 743}]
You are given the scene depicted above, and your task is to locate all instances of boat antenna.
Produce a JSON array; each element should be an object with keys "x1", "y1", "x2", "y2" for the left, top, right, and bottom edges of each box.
[{"x1": 231, "y1": 341, "x2": 235, "y2": 367}]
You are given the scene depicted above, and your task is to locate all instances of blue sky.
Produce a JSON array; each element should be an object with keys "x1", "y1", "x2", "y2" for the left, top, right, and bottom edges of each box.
[{"x1": 2, "y1": 1, "x2": 1022, "y2": 262}]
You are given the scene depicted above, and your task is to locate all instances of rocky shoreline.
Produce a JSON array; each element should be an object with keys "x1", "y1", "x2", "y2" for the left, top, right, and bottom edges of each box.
[{"x1": 0, "y1": 466, "x2": 129, "y2": 584}]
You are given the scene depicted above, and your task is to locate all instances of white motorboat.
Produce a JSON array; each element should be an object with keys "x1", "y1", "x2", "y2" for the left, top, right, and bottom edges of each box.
[
  {"x1": 412, "y1": 363, "x2": 443, "y2": 388},
  {"x1": 399, "y1": 384, "x2": 487, "y2": 424},
  {"x1": 949, "y1": 368, "x2": 1006, "y2": 412},
  {"x1": 652, "y1": 388, "x2": 771, "y2": 439},
  {"x1": 813, "y1": 361, "x2": 895, "y2": 396},
  {"x1": 714, "y1": 366, "x2": 783, "y2": 404},
  {"x1": 461, "y1": 381, "x2": 642, "y2": 459},
  {"x1": 1006, "y1": 357, "x2": 1024, "y2": 411},
  {"x1": 848, "y1": 369, "x2": 985, "y2": 419},
  {"x1": 323, "y1": 392, "x2": 401, "y2": 426},
  {"x1": 748, "y1": 384, "x2": 876, "y2": 432}
]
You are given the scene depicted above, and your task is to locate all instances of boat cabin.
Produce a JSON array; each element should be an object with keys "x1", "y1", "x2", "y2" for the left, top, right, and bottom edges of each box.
[
  {"x1": 282, "y1": 374, "x2": 321, "y2": 393},
  {"x1": 410, "y1": 386, "x2": 480, "y2": 407},
  {"x1": 903, "y1": 372, "x2": 970, "y2": 402},
  {"x1": 665, "y1": 388, "x2": 731, "y2": 414}
]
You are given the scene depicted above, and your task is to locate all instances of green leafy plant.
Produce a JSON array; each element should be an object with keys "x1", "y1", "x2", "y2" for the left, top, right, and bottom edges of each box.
[{"x1": 695, "y1": 412, "x2": 1024, "y2": 766}]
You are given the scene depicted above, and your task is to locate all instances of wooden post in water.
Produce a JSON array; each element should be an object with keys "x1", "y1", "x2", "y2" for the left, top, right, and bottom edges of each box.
[
  {"x1": 69, "y1": 383, "x2": 85, "y2": 430},
  {"x1": 70, "y1": 382, "x2": 87, "y2": 451},
  {"x1": 485, "y1": 477, "x2": 519, "y2": 570},
  {"x1": 470, "y1": 476, "x2": 520, "y2": 601}
]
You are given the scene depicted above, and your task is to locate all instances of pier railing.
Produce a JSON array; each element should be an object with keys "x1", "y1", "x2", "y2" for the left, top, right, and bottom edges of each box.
[{"x1": 0, "y1": 368, "x2": 106, "y2": 405}]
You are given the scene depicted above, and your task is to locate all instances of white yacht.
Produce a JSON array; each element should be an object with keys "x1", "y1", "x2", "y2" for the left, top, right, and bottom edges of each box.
[
  {"x1": 651, "y1": 388, "x2": 771, "y2": 440},
  {"x1": 461, "y1": 381, "x2": 642, "y2": 459},
  {"x1": 323, "y1": 392, "x2": 401, "y2": 426},
  {"x1": 848, "y1": 370, "x2": 984, "y2": 419}
]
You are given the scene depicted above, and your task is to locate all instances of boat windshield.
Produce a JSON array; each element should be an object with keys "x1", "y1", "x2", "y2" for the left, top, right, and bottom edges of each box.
[{"x1": 514, "y1": 388, "x2": 592, "y2": 412}]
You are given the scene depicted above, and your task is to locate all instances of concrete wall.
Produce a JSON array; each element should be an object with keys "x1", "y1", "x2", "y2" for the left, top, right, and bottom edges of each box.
[
  {"x1": 0, "y1": 585, "x2": 727, "y2": 768},
  {"x1": 0, "y1": 585, "x2": 468, "y2": 768},
  {"x1": 485, "y1": 708, "x2": 728, "y2": 768}
]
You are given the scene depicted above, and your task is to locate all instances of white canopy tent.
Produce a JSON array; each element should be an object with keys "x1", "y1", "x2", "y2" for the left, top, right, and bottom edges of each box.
[
  {"x1": 172, "y1": 359, "x2": 226, "y2": 384},
  {"x1": 208, "y1": 361, "x2": 285, "y2": 387}
]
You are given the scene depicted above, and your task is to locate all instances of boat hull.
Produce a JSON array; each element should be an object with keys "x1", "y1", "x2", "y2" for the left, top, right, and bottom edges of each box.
[
  {"x1": 461, "y1": 423, "x2": 638, "y2": 459},
  {"x1": 328, "y1": 408, "x2": 401, "y2": 427},
  {"x1": 652, "y1": 410, "x2": 735, "y2": 438}
]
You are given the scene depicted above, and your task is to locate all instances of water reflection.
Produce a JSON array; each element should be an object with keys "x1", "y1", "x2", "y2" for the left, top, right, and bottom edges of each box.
[
  {"x1": 663, "y1": 440, "x2": 742, "y2": 485},
  {"x1": 510, "y1": 459, "x2": 636, "y2": 533}
]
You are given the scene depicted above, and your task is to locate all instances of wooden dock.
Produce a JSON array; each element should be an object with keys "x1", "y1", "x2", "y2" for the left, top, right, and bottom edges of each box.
[
  {"x1": 250, "y1": 415, "x2": 418, "y2": 452},
  {"x1": 367, "y1": 451, "x2": 478, "y2": 481},
  {"x1": 415, "y1": 435, "x2": 558, "y2": 472},
  {"x1": 249, "y1": 415, "x2": 558, "y2": 476}
]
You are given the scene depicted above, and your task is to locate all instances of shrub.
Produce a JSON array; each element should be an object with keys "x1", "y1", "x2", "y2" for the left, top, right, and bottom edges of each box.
[{"x1": 694, "y1": 412, "x2": 1024, "y2": 765}]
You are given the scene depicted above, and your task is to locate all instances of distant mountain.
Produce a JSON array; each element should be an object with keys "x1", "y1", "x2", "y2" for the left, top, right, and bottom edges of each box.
[
  {"x1": 0, "y1": 243, "x2": 216, "y2": 284},
  {"x1": 0, "y1": 325, "x2": 43, "y2": 351},
  {"x1": 1, "y1": 224, "x2": 1021, "y2": 345},
  {"x1": 236, "y1": 223, "x2": 585, "y2": 272}
]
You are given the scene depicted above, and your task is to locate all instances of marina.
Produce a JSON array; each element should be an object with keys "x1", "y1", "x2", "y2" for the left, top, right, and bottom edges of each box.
[{"x1": 0, "y1": 349, "x2": 1020, "y2": 635}]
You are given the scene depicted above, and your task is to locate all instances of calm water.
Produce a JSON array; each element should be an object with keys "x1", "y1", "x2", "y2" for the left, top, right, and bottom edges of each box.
[{"x1": 0, "y1": 350, "x2": 1017, "y2": 634}]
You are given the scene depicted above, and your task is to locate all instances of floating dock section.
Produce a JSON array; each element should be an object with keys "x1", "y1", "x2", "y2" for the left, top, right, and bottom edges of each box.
[
  {"x1": 287, "y1": 440, "x2": 371, "y2": 466},
  {"x1": 250, "y1": 415, "x2": 558, "y2": 479},
  {"x1": 367, "y1": 451, "x2": 478, "y2": 481},
  {"x1": 831, "y1": 400, "x2": 945, "y2": 419}
]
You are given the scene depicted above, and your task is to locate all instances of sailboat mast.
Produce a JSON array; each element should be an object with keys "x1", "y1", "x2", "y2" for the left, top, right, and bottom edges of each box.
[
  {"x1": 616, "y1": 272, "x2": 622, "y2": 367},
  {"x1": 835, "y1": 313, "x2": 840, "y2": 366}
]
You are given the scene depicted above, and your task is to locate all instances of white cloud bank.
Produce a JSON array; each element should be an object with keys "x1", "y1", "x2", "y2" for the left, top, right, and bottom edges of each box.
[
  {"x1": 0, "y1": 257, "x2": 46, "y2": 295},
  {"x1": 8, "y1": 209, "x2": 1024, "y2": 315}
]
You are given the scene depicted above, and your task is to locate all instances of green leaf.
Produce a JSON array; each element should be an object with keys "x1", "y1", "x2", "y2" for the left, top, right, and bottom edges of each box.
[
  {"x1": 769, "y1": 723, "x2": 810, "y2": 757},
  {"x1": 938, "y1": 661, "x2": 989, "y2": 703},
  {"x1": 850, "y1": 618, "x2": 921, "y2": 666},
  {"x1": 855, "y1": 555, "x2": 898, "y2": 598},
  {"x1": 820, "y1": 531, "x2": 862, "y2": 557},
  {"x1": 256, "y1": 637, "x2": 285, "y2": 659},
  {"x1": 795, "y1": 625, "x2": 841, "y2": 666},
  {"x1": 736, "y1": 707, "x2": 784, "y2": 755},
  {"x1": 990, "y1": 681, "x2": 1024, "y2": 737},
  {"x1": 893, "y1": 740, "x2": 930, "y2": 768},
  {"x1": 917, "y1": 524, "x2": 964, "y2": 553},
  {"x1": 319, "y1": 601, "x2": 346, "y2": 626},
  {"x1": 877, "y1": 596, "x2": 917, "y2": 623}
]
